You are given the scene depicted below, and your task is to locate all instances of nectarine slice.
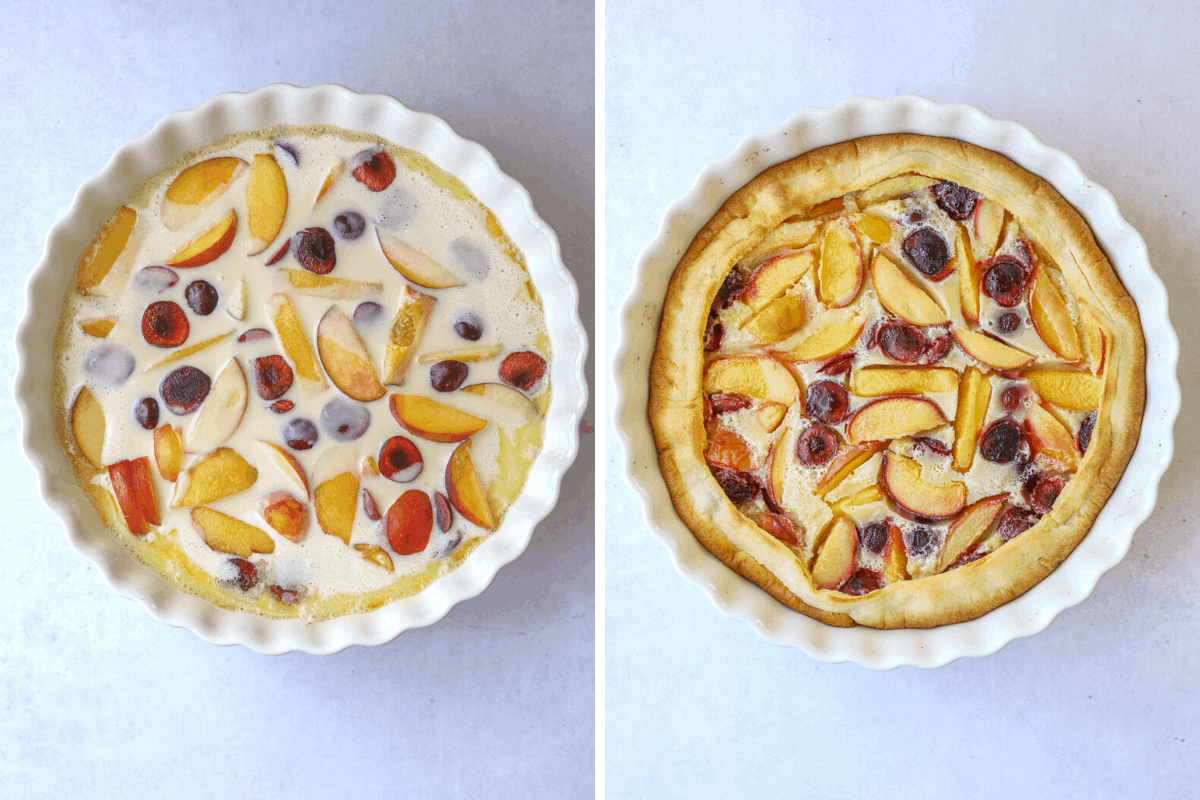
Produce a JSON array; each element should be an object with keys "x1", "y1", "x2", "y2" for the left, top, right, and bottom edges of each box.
[
  {"x1": 702, "y1": 355, "x2": 800, "y2": 406},
  {"x1": 317, "y1": 306, "x2": 385, "y2": 402},
  {"x1": 952, "y1": 328, "x2": 1034, "y2": 370},
  {"x1": 161, "y1": 157, "x2": 246, "y2": 230},
  {"x1": 153, "y1": 424, "x2": 183, "y2": 482},
  {"x1": 70, "y1": 386, "x2": 106, "y2": 469},
  {"x1": 817, "y1": 218, "x2": 864, "y2": 308},
  {"x1": 191, "y1": 507, "x2": 275, "y2": 558},
  {"x1": 1025, "y1": 401, "x2": 1080, "y2": 471},
  {"x1": 811, "y1": 516, "x2": 858, "y2": 590},
  {"x1": 171, "y1": 447, "x2": 258, "y2": 507},
  {"x1": 938, "y1": 495, "x2": 1005, "y2": 572},
  {"x1": 80, "y1": 316, "x2": 118, "y2": 338},
  {"x1": 954, "y1": 227, "x2": 981, "y2": 323},
  {"x1": 816, "y1": 442, "x2": 885, "y2": 498},
  {"x1": 858, "y1": 174, "x2": 936, "y2": 206},
  {"x1": 852, "y1": 213, "x2": 893, "y2": 244},
  {"x1": 1029, "y1": 268, "x2": 1082, "y2": 361},
  {"x1": 739, "y1": 250, "x2": 814, "y2": 312},
  {"x1": 974, "y1": 198, "x2": 1005, "y2": 256},
  {"x1": 255, "y1": 440, "x2": 310, "y2": 497},
  {"x1": 245, "y1": 153, "x2": 288, "y2": 256},
  {"x1": 167, "y1": 211, "x2": 237, "y2": 268},
  {"x1": 314, "y1": 471, "x2": 359, "y2": 544},
  {"x1": 378, "y1": 232, "x2": 465, "y2": 289},
  {"x1": 881, "y1": 453, "x2": 967, "y2": 521},
  {"x1": 772, "y1": 310, "x2": 865, "y2": 363},
  {"x1": 383, "y1": 285, "x2": 435, "y2": 385},
  {"x1": 446, "y1": 439, "x2": 494, "y2": 529},
  {"x1": 144, "y1": 330, "x2": 235, "y2": 372},
  {"x1": 184, "y1": 357, "x2": 248, "y2": 454},
  {"x1": 266, "y1": 293, "x2": 328, "y2": 393},
  {"x1": 390, "y1": 394, "x2": 487, "y2": 443},
  {"x1": 743, "y1": 294, "x2": 806, "y2": 343},
  {"x1": 749, "y1": 220, "x2": 820, "y2": 257},
  {"x1": 850, "y1": 367, "x2": 959, "y2": 397},
  {"x1": 952, "y1": 367, "x2": 991, "y2": 473},
  {"x1": 1026, "y1": 370, "x2": 1101, "y2": 411},
  {"x1": 262, "y1": 491, "x2": 309, "y2": 543},
  {"x1": 846, "y1": 397, "x2": 946, "y2": 444},
  {"x1": 77, "y1": 206, "x2": 137, "y2": 295},
  {"x1": 872, "y1": 252, "x2": 948, "y2": 326},
  {"x1": 280, "y1": 269, "x2": 383, "y2": 300}
]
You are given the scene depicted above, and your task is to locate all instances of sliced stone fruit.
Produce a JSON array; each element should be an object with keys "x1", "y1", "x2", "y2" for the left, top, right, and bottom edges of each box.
[
  {"x1": 254, "y1": 439, "x2": 309, "y2": 497},
  {"x1": 816, "y1": 442, "x2": 885, "y2": 498},
  {"x1": 953, "y1": 227, "x2": 981, "y2": 322},
  {"x1": 1025, "y1": 370, "x2": 1102, "y2": 411},
  {"x1": 266, "y1": 293, "x2": 328, "y2": 393},
  {"x1": 253, "y1": 355, "x2": 294, "y2": 400},
  {"x1": 167, "y1": 211, "x2": 237, "y2": 268},
  {"x1": 77, "y1": 206, "x2": 138, "y2": 296},
  {"x1": 153, "y1": 424, "x2": 183, "y2": 482},
  {"x1": 144, "y1": 331, "x2": 234, "y2": 372},
  {"x1": 141, "y1": 301, "x2": 189, "y2": 348},
  {"x1": 1026, "y1": 401, "x2": 1080, "y2": 471},
  {"x1": 355, "y1": 544, "x2": 394, "y2": 571},
  {"x1": 159, "y1": 365, "x2": 211, "y2": 415},
  {"x1": 705, "y1": 425, "x2": 754, "y2": 471},
  {"x1": 445, "y1": 439, "x2": 494, "y2": 529},
  {"x1": 850, "y1": 367, "x2": 959, "y2": 397},
  {"x1": 261, "y1": 491, "x2": 309, "y2": 543},
  {"x1": 772, "y1": 309, "x2": 865, "y2": 363},
  {"x1": 379, "y1": 435, "x2": 424, "y2": 482},
  {"x1": 738, "y1": 250, "x2": 814, "y2": 312},
  {"x1": 184, "y1": 357, "x2": 248, "y2": 454},
  {"x1": 951, "y1": 328, "x2": 1034, "y2": 370},
  {"x1": 314, "y1": 160, "x2": 343, "y2": 206},
  {"x1": 974, "y1": 198, "x2": 1005, "y2": 256},
  {"x1": 171, "y1": 447, "x2": 258, "y2": 507},
  {"x1": 498, "y1": 351, "x2": 547, "y2": 392},
  {"x1": 378, "y1": 232, "x2": 465, "y2": 289},
  {"x1": 279, "y1": 269, "x2": 383, "y2": 299},
  {"x1": 416, "y1": 344, "x2": 502, "y2": 365},
  {"x1": 70, "y1": 386, "x2": 106, "y2": 469},
  {"x1": 811, "y1": 517, "x2": 858, "y2": 590},
  {"x1": 161, "y1": 157, "x2": 247, "y2": 231},
  {"x1": 312, "y1": 446, "x2": 360, "y2": 544},
  {"x1": 846, "y1": 397, "x2": 946, "y2": 444},
  {"x1": 1081, "y1": 308, "x2": 1107, "y2": 374},
  {"x1": 294, "y1": 227, "x2": 336, "y2": 275},
  {"x1": 352, "y1": 148, "x2": 397, "y2": 192},
  {"x1": 881, "y1": 452, "x2": 967, "y2": 520},
  {"x1": 389, "y1": 394, "x2": 486, "y2": 443},
  {"x1": 80, "y1": 316, "x2": 118, "y2": 338},
  {"x1": 702, "y1": 355, "x2": 800, "y2": 406},
  {"x1": 316, "y1": 306, "x2": 385, "y2": 402},
  {"x1": 245, "y1": 153, "x2": 288, "y2": 256},
  {"x1": 191, "y1": 507, "x2": 275, "y2": 558},
  {"x1": 385, "y1": 489, "x2": 433, "y2": 555},
  {"x1": 226, "y1": 278, "x2": 247, "y2": 321},
  {"x1": 817, "y1": 218, "x2": 864, "y2": 308},
  {"x1": 459, "y1": 382, "x2": 541, "y2": 428},
  {"x1": 382, "y1": 285, "x2": 435, "y2": 385},
  {"x1": 108, "y1": 457, "x2": 160, "y2": 536},
  {"x1": 743, "y1": 294, "x2": 806, "y2": 343},
  {"x1": 938, "y1": 495, "x2": 1006, "y2": 572},
  {"x1": 952, "y1": 367, "x2": 992, "y2": 473},
  {"x1": 872, "y1": 252, "x2": 948, "y2": 326},
  {"x1": 1029, "y1": 268, "x2": 1083, "y2": 361},
  {"x1": 857, "y1": 174, "x2": 936, "y2": 205},
  {"x1": 852, "y1": 213, "x2": 893, "y2": 244}
]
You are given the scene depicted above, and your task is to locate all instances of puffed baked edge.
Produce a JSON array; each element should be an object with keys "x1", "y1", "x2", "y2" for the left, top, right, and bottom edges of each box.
[{"x1": 649, "y1": 133, "x2": 1146, "y2": 629}]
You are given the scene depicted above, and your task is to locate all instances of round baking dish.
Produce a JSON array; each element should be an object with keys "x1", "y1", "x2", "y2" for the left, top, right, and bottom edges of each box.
[
  {"x1": 18, "y1": 83, "x2": 587, "y2": 654},
  {"x1": 615, "y1": 95, "x2": 1178, "y2": 669}
]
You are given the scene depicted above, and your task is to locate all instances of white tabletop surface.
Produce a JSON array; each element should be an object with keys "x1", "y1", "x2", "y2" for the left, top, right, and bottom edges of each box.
[
  {"x1": 606, "y1": 0, "x2": 1197, "y2": 796},
  {"x1": 1, "y1": 2, "x2": 593, "y2": 798}
]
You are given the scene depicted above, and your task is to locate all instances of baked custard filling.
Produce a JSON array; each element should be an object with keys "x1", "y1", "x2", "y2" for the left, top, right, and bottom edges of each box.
[
  {"x1": 651, "y1": 134, "x2": 1144, "y2": 629},
  {"x1": 55, "y1": 124, "x2": 551, "y2": 620}
]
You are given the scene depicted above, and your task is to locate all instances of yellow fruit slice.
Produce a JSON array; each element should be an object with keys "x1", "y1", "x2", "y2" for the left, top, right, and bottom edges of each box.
[{"x1": 77, "y1": 206, "x2": 137, "y2": 294}]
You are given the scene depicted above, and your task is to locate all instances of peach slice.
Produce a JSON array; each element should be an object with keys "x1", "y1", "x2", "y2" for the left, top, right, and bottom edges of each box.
[
  {"x1": 831, "y1": 484, "x2": 885, "y2": 515},
  {"x1": 191, "y1": 507, "x2": 275, "y2": 558},
  {"x1": 279, "y1": 269, "x2": 383, "y2": 300},
  {"x1": 705, "y1": 425, "x2": 754, "y2": 471},
  {"x1": 313, "y1": 450, "x2": 360, "y2": 545},
  {"x1": 314, "y1": 160, "x2": 344, "y2": 206},
  {"x1": 846, "y1": 397, "x2": 946, "y2": 444},
  {"x1": 850, "y1": 366, "x2": 959, "y2": 397},
  {"x1": 382, "y1": 285, "x2": 436, "y2": 385},
  {"x1": 1026, "y1": 401, "x2": 1080, "y2": 471},
  {"x1": 183, "y1": 357, "x2": 248, "y2": 454},
  {"x1": 245, "y1": 153, "x2": 288, "y2": 255},
  {"x1": 811, "y1": 517, "x2": 858, "y2": 590},
  {"x1": 167, "y1": 211, "x2": 237, "y2": 268},
  {"x1": 1026, "y1": 370, "x2": 1101, "y2": 411},
  {"x1": 226, "y1": 277, "x2": 247, "y2": 321},
  {"x1": 354, "y1": 544, "x2": 395, "y2": 571},
  {"x1": 389, "y1": 394, "x2": 487, "y2": 443},
  {"x1": 749, "y1": 220, "x2": 820, "y2": 257},
  {"x1": 254, "y1": 439, "x2": 310, "y2": 497},
  {"x1": 1029, "y1": 268, "x2": 1082, "y2": 361},
  {"x1": 883, "y1": 523, "x2": 908, "y2": 584},
  {"x1": 459, "y1": 382, "x2": 540, "y2": 427},
  {"x1": 757, "y1": 401, "x2": 787, "y2": 433},
  {"x1": 817, "y1": 218, "x2": 864, "y2": 308},
  {"x1": 738, "y1": 250, "x2": 814, "y2": 312},
  {"x1": 768, "y1": 426, "x2": 796, "y2": 505},
  {"x1": 143, "y1": 330, "x2": 234, "y2": 372},
  {"x1": 858, "y1": 174, "x2": 936, "y2": 206},
  {"x1": 317, "y1": 306, "x2": 385, "y2": 402},
  {"x1": 872, "y1": 252, "x2": 948, "y2": 326},
  {"x1": 952, "y1": 367, "x2": 992, "y2": 473},
  {"x1": 938, "y1": 495, "x2": 1006, "y2": 572},
  {"x1": 881, "y1": 452, "x2": 967, "y2": 520},
  {"x1": 385, "y1": 489, "x2": 434, "y2": 555},
  {"x1": 161, "y1": 157, "x2": 247, "y2": 230},
  {"x1": 702, "y1": 355, "x2": 800, "y2": 406},
  {"x1": 261, "y1": 491, "x2": 309, "y2": 543},
  {"x1": 171, "y1": 447, "x2": 258, "y2": 507},
  {"x1": 852, "y1": 213, "x2": 894, "y2": 244},
  {"x1": 974, "y1": 198, "x2": 1005, "y2": 256},
  {"x1": 109, "y1": 457, "x2": 160, "y2": 536},
  {"x1": 266, "y1": 293, "x2": 328, "y2": 393},
  {"x1": 1081, "y1": 308, "x2": 1107, "y2": 374},
  {"x1": 743, "y1": 294, "x2": 806, "y2": 343},
  {"x1": 77, "y1": 206, "x2": 137, "y2": 295},
  {"x1": 80, "y1": 316, "x2": 118, "y2": 338},
  {"x1": 445, "y1": 439, "x2": 494, "y2": 529},
  {"x1": 772, "y1": 310, "x2": 865, "y2": 363},
  {"x1": 153, "y1": 424, "x2": 183, "y2": 482},
  {"x1": 954, "y1": 227, "x2": 981, "y2": 322},
  {"x1": 816, "y1": 441, "x2": 885, "y2": 498},
  {"x1": 952, "y1": 328, "x2": 1034, "y2": 370},
  {"x1": 70, "y1": 386, "x2": 106, "y2": 469},
  {"x1": 378, "y1": 232, "x2": 465, "y2": 289},
  {"x1": 416, "y1": 344, "x2": 502, "y2": 365}
]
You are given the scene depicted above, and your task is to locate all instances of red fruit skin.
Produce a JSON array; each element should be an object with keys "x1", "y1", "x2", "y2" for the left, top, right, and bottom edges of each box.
[
  {"x1": 108, "y1": 460, "x2": 146, "y2": 536},
  {"x1": 708, "y1": 393, "x2": 752, "y2": 414},
  {"x1": 264, "y1": 238, "x2": 291, "y2": 266},
  {"x1": 352, "y1": 149, "x2": 397, "y2": 191},
  {"x1": 385, "y1": 490, "x2": 434, "y2": 555},
  {"x1": 499, "y1": 351, "x2": 547, "y2": 392},
  {"x1": 269, "y1": 400, "x2": 295, "y2": 414},
  {"x1": 141, "y1": 301, "x2": 190, "y2": 348},
  {"x1": 434, "y1": 492, "x2": 454, "y2": 533},
  {"x1": 129, "y1": 457, "x2": 161, "y2": 526},
  {"x1": 817, "y1": 352, "x2": 854, "y2": 376},
  {"x1": 362, "y1": 489, "x2": 382, "y2": 521}
]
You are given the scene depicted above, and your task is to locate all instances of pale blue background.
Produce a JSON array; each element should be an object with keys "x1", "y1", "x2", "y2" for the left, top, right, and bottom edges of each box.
[
  {"x1": 606, "y1": 0, "x2": 1197, "y2": 797},
  {"x1": 1, "y1": 1, "x2": 594, "y2": 798}
]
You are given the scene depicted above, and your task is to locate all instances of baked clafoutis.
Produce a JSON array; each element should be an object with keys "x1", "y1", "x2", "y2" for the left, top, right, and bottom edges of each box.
[
  {"x1": 650, "y1": 134, "x2": 1144, "y2": 628},
  {"x1": 54, "y1": 125, "x2": 550, "y2": 620}
]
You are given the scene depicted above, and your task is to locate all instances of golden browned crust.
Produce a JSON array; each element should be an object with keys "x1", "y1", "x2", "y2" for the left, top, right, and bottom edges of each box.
[{"x1": 649, "y1": 133, "x2": 1145, "y2": 629}]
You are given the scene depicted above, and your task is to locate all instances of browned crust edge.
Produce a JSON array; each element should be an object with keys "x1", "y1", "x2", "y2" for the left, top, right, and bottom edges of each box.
[{"x1": 649, "y1": 133, "x2": 1146, "y2": 629}]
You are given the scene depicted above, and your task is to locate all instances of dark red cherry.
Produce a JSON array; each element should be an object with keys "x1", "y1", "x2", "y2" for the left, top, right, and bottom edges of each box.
[
  {"x1": 159, "y1": 366, "x2": 210, "y2": 415},
  {"x1": 253, "y1": 355, "x2": 294, "y2": 400},
  {"x1": 499, "y1": 351, "x2": 546, "y2": 392},
  {"x1": 228, "y1": 558, "x2": 258, "y2": 591},
  {"x1": 919, "y1": 333, "x2": 952, "y2": 364},
  {"x1": 878, "y1": 321, "x2": 927, "y2": 363},
  {"x1": 997, "y1": 312, "x2": 1021, "y2": 333},
  {"x1": 1078, "y1": 410, "x2": 1097, "y2": 453},
  {"x1": 141, "y1": 301, "x2": 189, "y2": 348},
  {"x1": 861, "y1": 521, "x2": 889, "y2": 554},
  {"x1": 712, "y1": 468, "x2": 759, "y2": 505},
  {"x1": 912, "y1": 436, "x2": 950, "y2": 457},
  {"x1": 905, "y1": 526, "x2": 935, "y2": 557},
  {"x1": 818, "y1": 352, "x2": 855, "y2": 376},
  {"x1": 713, "y1": 269, "x2": 745, "y2": 311},
  {"x1": 840, "y1": 569, "x2": 882, "y2": 596},
  {"x1": 184, "y1": 280, "x2": 218, "y2": 315},
  {"x1": 982, "y1": 259, "x2": 1026, "y2": 307},
  {"x1": 351, "y1": 148, "x2": 397, "y2": 191},
  {"x1": 333, "y1": 211, "x2": 366, "y2": 240},
  {"x1": 795, "y1": 425, "x2": 839, "y2": 467},
  {"x1": 282, "y1": 418, "x2": 318, "y2": 450},
  {"x1": 903, "y1": 227, "x2": 950, "y2": 277},
  {"x1": 996, "y1": 507, "x2": 1040, "y2": 541},
  {"x1": 932, "y1": 181, "x2": 981, "y2": 220},
  {"x1": 1000, "y1": 385, "x2": 1026, "y2": 411},
  {"x1": 805, "y1": 381, "x2": 850, "y2": 424},
  {"x1": 454, "y1": 313, "x2": 483, "y2": 341},
  {"x1": 708, "y1": 393, "x2": 752, "y2": 414},
  {"x1": 1026, "y1": 473, "x2": 1066, "y2": 513},
  {"x1": 979, "y1": 419, "x2": 1023, "y2": 463},
  {"x1": 704, "y1": 316, "x2": 724, "y2": 351},
  {"x1": 430, "y1": 360, "x2": 468, "y2": 392},
  {"x1": 133, "y1": 397, "x2": 159, "y2": 430},
  {"x1": 294, "y1": 227, "x2": 336, "y2": 274}
]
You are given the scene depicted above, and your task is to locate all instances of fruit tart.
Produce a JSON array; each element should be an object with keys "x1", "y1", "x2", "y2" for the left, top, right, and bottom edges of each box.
[
  {"x1": 650, "y1": 133, "x2": 1144, "y2": 628},
  {"x1": 53, "y1": 124, "x2": 551, "y2": 620}
]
